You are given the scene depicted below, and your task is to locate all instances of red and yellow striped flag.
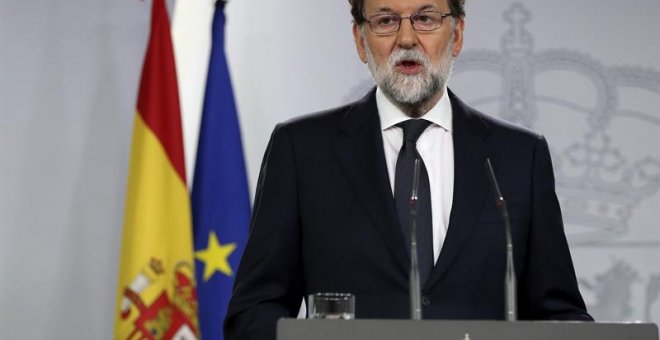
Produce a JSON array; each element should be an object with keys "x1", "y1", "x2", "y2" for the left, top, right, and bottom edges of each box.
[{"x1": 114, "y1": 0, "x2": 198, "y2": 338}]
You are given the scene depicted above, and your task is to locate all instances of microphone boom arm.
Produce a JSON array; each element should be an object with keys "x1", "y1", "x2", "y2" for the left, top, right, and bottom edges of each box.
[
  {"x1": 485, "y1": 158, "x2": 517, "y2": 321},
  {"x1": 409, "y1": 159, "x2": 422, "y2": 320}
]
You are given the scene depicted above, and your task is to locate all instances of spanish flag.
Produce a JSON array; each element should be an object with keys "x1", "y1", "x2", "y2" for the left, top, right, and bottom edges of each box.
[{"x1": 114, "y1": 0, "x2": 199, "y2": 338}]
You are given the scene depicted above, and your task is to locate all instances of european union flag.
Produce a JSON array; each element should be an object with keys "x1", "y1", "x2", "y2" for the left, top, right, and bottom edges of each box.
[{"x1": 191, "y1": 2, "x2": 250, "y2": 339}]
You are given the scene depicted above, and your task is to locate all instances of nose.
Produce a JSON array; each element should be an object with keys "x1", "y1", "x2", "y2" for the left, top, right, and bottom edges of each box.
[{"x1": 396, "y1": 18, "x2": 418, "y2": 49}]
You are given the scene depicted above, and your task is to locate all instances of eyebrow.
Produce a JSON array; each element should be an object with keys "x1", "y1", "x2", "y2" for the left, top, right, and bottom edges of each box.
[
  {"x1": 417, "y1": 4, "x2": 436, "y2": 12},
  {"x1": 373, "y1": 6, "x2": 394, "y2": 14}
]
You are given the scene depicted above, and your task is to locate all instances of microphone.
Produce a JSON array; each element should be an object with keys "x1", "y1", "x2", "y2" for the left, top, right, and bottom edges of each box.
[
  {"x1": 484, "y1": 158, "x2": 517, "y2": 321},
  {"x1": 409, "y1": 159, "x2": 422, "y2": 320}
]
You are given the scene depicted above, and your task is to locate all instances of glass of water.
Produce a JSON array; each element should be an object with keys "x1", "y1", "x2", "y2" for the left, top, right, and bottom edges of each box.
[{"x1": 308, "y1": 292, "x2": 355, "y2": 320}]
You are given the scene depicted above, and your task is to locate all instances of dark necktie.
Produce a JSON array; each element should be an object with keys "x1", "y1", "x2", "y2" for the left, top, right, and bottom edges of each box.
[{"x1": 394, "y1": 119, "x2": 433, "y2": 286}]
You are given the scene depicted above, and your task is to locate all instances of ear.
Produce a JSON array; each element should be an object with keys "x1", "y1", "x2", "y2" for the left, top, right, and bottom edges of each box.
[
  {"x1": 352, "y1": 23, "x2": 368, "y2": 63},
  {"x1": 451, "y1": 17, "x2": 465, "y2": 58}
]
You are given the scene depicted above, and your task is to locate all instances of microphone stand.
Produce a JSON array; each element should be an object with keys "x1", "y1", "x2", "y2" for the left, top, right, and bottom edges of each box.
[
  {"x1": 409, "y1": 159, "x2": 422, "y2": 320},
  {"x1": 484, "y1": 158, "x2": 517, "y2": 321}
]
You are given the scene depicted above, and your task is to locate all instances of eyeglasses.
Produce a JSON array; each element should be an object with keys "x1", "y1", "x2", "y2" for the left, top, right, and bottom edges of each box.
[{"x1": 365, "y1": 11, "x2": 453, "y2": 35}]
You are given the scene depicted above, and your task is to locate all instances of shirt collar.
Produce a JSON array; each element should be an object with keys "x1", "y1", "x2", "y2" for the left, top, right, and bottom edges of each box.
[{"x1": 376, "y1": 86, "x2": 453, "y2": 133}]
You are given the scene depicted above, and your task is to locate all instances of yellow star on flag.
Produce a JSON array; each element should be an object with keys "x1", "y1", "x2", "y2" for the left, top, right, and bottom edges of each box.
[{"x1": 195, "y1": 231, "x2": 237, "y2": 281}]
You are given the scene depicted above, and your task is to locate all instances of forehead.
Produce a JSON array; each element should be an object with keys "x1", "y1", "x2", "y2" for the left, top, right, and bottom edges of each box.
[{"x1": 363, "y1": 0, "x2": 450, "y2": 14}]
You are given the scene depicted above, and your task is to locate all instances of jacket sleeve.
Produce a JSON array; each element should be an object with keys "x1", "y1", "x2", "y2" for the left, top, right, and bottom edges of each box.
[
  {"x1": 517, "y1": 135, "x2": 593, "y2": 321},
  {"x1": 224, "y1": 123, "x2": 304, "y2": 340}
]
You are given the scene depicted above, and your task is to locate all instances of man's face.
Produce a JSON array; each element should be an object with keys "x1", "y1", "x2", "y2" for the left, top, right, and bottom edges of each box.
[{"x1": 352, "y1": 0, "x2": 464, "y2": 110}]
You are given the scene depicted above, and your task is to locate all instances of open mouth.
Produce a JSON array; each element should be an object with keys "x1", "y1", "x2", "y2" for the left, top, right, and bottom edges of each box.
[{"x1": 396, "y1": 60, "x2": 422, "y2": 74}]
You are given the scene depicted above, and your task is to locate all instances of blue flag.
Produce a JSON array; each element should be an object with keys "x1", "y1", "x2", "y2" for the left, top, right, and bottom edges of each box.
[{"x1": 191, "y1": 2, "x2": 250, "y2": 339}]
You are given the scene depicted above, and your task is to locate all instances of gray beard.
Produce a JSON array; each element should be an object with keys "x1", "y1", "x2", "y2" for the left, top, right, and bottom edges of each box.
[{"x1": 364, "y1": 37, "x2": 454, "y2": 113}]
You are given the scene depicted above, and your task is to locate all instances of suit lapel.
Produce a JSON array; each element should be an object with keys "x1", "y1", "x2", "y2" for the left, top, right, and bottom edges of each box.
[
  {"x1": 426, "y1": 90, "x2": 496, "y2": 289},
  {"x1": 332, "y1": 90, "x2": 409, "y2": 274}
]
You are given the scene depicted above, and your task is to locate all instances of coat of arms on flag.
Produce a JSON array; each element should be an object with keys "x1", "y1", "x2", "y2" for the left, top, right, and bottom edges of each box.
[{"x1": 119, "y1": 258, "x2": 198, "y2": 338}]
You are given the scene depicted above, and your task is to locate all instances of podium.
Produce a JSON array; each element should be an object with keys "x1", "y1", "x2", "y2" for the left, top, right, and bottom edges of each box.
[{"x1": 278, "y1": 319, "x2": 659, "y2": 340}]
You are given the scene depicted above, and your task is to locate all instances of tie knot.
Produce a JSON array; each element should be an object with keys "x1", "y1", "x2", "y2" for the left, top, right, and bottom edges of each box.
[{"x1": 397, "y1": 119, "x2": 432, "y2": 143}]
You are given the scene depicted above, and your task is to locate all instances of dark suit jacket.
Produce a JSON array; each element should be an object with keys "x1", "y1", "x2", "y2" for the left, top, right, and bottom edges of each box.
[{"x1": 224, "y1": 89, "x2": 592, "y2": 340}]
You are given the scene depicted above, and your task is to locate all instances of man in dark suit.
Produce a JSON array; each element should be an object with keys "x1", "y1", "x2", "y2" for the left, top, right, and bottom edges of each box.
[{"x1": 225, "y1": 0, "x2": 592, "y2": 339}]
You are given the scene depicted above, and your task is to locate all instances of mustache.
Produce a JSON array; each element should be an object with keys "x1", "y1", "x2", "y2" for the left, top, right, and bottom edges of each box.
[{"x1": 388, "y1": 49, "x2": 429, "y2": 67}]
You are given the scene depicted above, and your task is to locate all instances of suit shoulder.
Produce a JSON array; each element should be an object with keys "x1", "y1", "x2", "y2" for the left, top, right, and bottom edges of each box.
[
  {"x1": 478, "y1": 111, "x2": 543, "y2": 142},
  {"x1": 450, "y1": 89, "x2": 544, "y2": 144}
]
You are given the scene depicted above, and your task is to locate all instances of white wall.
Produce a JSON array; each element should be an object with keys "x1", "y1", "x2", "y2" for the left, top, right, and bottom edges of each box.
[{"x1": 0, "y1": 0, "x2": 658, "y2": 338}]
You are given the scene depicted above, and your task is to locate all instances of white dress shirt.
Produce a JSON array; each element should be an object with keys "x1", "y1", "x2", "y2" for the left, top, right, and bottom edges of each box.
[{"x1": 376, "y1": 87, "x2": 455, "y2": 265}]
